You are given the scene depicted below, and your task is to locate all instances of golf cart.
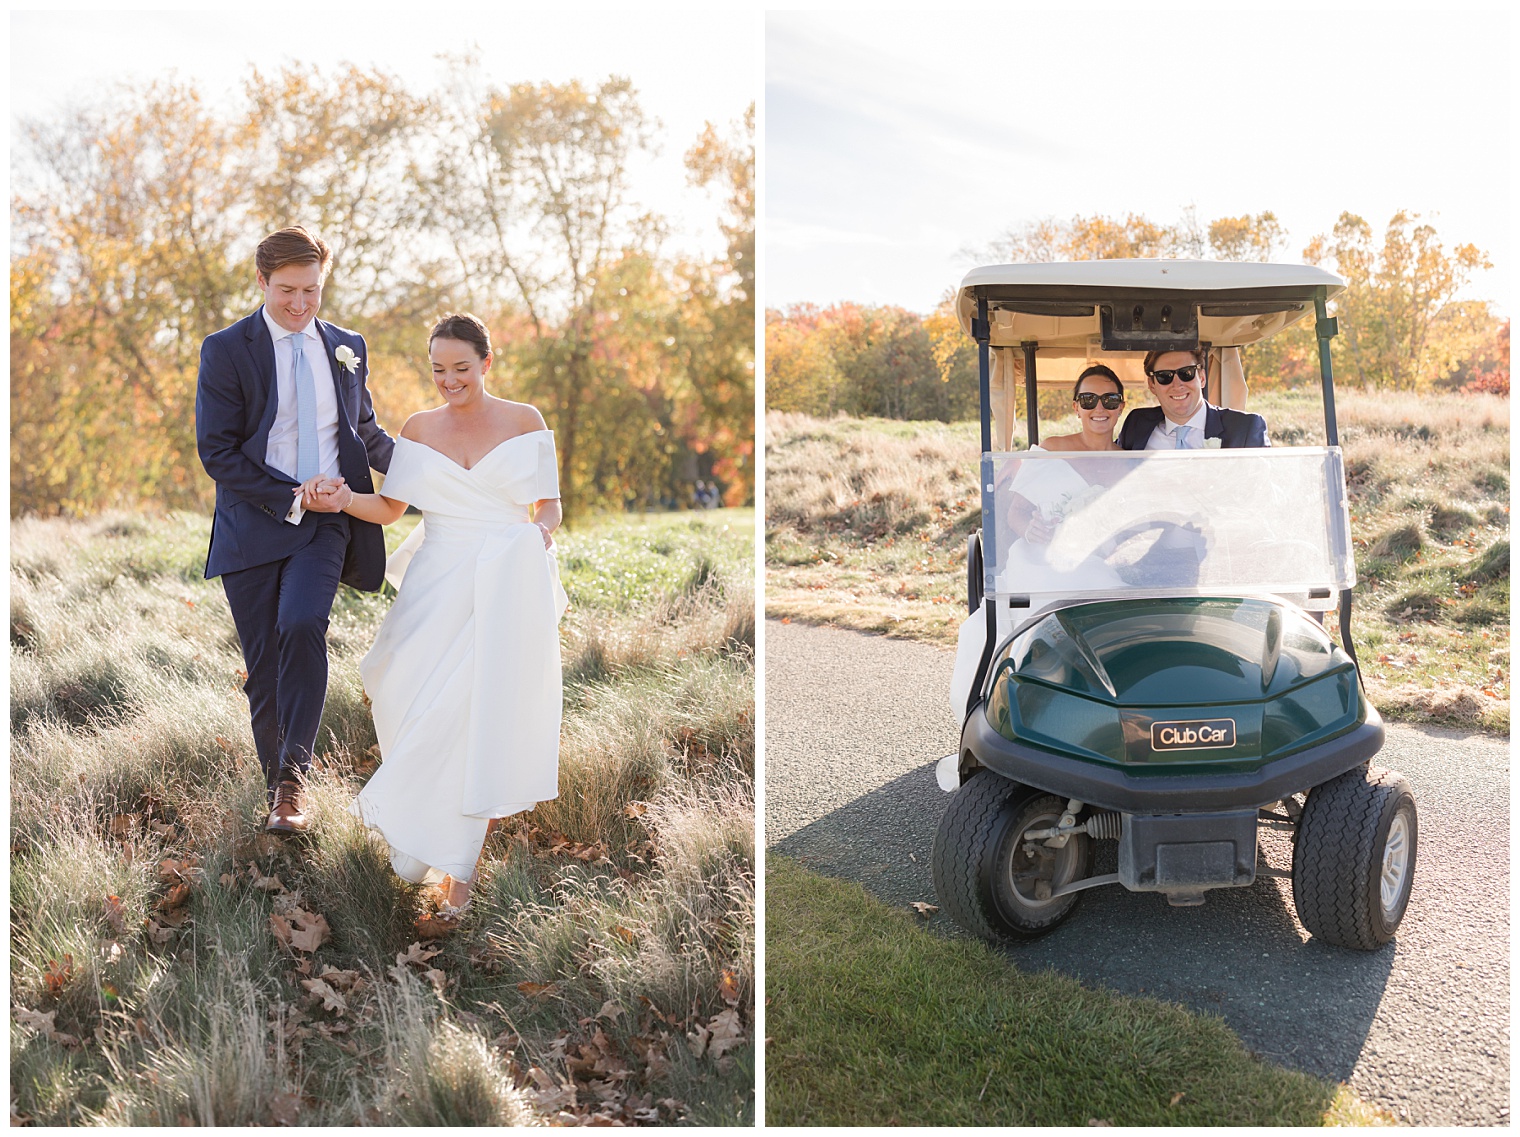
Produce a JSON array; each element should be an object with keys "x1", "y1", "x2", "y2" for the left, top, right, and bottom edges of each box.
[{"x1": 932, "y1": 260, "x2": 1417, "y2": 951}]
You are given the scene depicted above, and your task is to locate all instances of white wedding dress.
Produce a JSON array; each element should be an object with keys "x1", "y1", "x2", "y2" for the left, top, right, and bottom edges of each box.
[{"x1": 351, "y1": 431, "x2": 569, "y2": 885}]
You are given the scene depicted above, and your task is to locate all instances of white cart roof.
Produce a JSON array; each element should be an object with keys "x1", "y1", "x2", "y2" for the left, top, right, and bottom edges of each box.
[{"x1": 955, "y1": 259, "x2": 1345, "y2": 349}]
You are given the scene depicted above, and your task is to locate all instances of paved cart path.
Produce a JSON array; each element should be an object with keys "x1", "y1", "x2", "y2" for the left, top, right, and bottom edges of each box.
[{"x1": 765, "y1": 619, "x2": 1509, "y2": 1127}]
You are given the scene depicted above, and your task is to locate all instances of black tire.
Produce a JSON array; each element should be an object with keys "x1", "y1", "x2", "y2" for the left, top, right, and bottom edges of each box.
[
  {"x1": 966, "y1": 530, "x2": 984, "y2": 614},
  {"x1": 932, "y1": 773, "x2": 1091, "y2": 942},
  {"x1": 1292, "y1": 763, "x2": 1417, "y2": 950}
]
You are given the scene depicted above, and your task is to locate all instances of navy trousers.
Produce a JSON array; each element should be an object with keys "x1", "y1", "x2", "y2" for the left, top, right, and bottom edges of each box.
[{"x1": 220, "y1": 517, "x2": 350, "y2": 803}]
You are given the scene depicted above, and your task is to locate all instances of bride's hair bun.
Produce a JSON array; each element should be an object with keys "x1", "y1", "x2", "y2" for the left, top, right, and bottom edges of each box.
[{"x1": 429, "y1": 313, "x2": 492, "y2": 359}]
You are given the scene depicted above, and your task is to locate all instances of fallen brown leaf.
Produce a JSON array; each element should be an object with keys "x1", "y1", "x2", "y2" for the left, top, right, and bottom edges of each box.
[
  {"x1": 251, "y1": 873, "x2": 286, "y2": 893},
  {"x1": 104, "y1": 895, "x2": 127, "y2": 935},
  {"x1": 517, "y1": 981, "x2": 558, "y2": 998},
  {"x1": 15, "y1": 1008, "x2": 57, "y2": 1036},
  {"x1": 317, "y1": 967, "x2": 364, "y2": 994},
  {"x1": 396, "y1": 942, "x2": 441, "y2": 969},
  {"x1": 144, "y1": 918, "x2": 173, "y2": 945},
  {"x1": 597, "y1": 998, "x2": 623, "y2": 1022},
  {"x1": 159, "y1": 883, "x2": 191, "y2": 911},
  {"x1": 289, "y1": 913, "x2": 330, "y2": 953},
  {"x1": 156, "y1": 856, "x2": 200, "y2": 883},
  {"x1": 706, "y1": 1008, "x2": 745, "y2": 1059},
  {"x1": 909, "y1": 901, "x2": 939, "y2": 917},
  {"x1": 413, "y1": 913, "x2": 461, "y2": 940},
  {"x1": 43, "y1": 955, "x2": 76, "y2": 997},
  {"x1": 718, "y1": 968, "x2": 741, "y2": 1006},
  {"x1": 611, "y1": 924, "x2": 637, "y2": 945},
  {"x1": 1170, "y1": 1091, "x2": 1186, "y2": 1107},
  {"x1": 300, "y1": 978, "x2": 347, "y2": 1014}
]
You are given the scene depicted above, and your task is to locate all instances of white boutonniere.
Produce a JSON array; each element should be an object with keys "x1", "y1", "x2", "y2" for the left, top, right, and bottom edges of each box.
[
  {"x1": 1203, "y1": 437, "x2": 1222, "y2": 449},
  {"x1": 334, "y1": 345, "x2": 359, "y2": 375}
]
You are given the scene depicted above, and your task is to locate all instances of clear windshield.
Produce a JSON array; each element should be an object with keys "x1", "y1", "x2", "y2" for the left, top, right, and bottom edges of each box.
[{"x1": 982, "y1": 448, "x2": 1354, "y2": 609}]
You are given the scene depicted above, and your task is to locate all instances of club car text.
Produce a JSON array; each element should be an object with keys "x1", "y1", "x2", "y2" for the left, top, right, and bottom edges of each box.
[{"x1": 1151, "y1": 718, "x2": 1236, "y2": 751}]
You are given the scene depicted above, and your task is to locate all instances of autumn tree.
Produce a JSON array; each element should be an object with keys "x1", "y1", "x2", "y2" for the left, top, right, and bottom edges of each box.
[
  {"x1": 1305, "y1": 210, "x2": 1493, "y2": 389},
  {"x1": 14, "y1": 64, "x2": 752, "y2": 518},
  {"x1": 674, "y1": 104, "x2": 756, "y2": 503},
  {"x1": 12, "y1": 82, "x2": 246, "y2": 512}
]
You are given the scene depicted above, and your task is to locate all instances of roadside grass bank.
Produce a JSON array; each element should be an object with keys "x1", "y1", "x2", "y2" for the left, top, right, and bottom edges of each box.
[
  {"x1": 10, "y1": 508, "x2": 755, "y2": 1127},
  {"x1": 765, "y1": 856, "x2": 1391, "y2": 1127},
  {"x1": 765, "y1": 391, "x2": 1509, "y2": 732}
]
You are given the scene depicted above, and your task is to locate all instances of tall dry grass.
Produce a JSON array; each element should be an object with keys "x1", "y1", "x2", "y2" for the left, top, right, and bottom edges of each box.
[{"x1": 10, "y1": 510, "x2": 755, "y2": 1126}]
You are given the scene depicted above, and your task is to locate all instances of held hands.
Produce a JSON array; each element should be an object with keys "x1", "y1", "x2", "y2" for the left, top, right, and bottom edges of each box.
[
  {"x1": 296, "y1": 475, "x2": 353, "y2": 513},
  {"x1": 1025, "y1": 510, "x2": 1057, "y2": 545}
]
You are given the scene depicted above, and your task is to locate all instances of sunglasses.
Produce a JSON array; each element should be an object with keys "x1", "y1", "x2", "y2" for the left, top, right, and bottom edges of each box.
[
  {"x1": 1074, "y1": 392, "x2": 1124, "y2": 410},
  {"x1": 1149, "y1": 364, "x2": 1202, "y2": 385}
]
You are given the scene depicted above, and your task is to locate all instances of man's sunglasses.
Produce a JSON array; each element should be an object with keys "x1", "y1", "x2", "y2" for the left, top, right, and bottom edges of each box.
[
  {"x1": 1149, "y1": 365, "x2": 1202, "y2": 385},
  {"x1": 1074, "y1": 392, "x2": 1124, "y2": 410}
]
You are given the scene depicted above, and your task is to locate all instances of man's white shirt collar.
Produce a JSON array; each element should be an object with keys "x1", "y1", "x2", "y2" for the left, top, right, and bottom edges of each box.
[
  {"x1": 261, "y1": 306, "x2": 322, "y2": 344},
  {"x1": 1159, "y1": 403, "x2": 1209, "y2": 438}
]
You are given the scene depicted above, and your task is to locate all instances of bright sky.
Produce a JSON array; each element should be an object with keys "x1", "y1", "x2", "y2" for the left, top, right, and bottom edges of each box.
[
  {"x1": 10, "y1": 9, "x2": 759, "y2": 264},
  {"x1": 767, "y1": 10, "x2": 1511, "y2": 315}
]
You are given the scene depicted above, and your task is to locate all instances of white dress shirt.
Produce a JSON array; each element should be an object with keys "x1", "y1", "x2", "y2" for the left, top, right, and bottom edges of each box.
[
  {"x1": 261, "y1": 307, "x2": 340, "y2": 523},
  {"x1": 1144, "y1": 403, "x2": 1209, "y2": 450}
]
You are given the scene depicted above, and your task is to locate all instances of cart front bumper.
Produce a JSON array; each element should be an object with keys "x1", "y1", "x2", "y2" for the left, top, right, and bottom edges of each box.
[{"x1": 956, "y1": 700, "x2": 1384, "y2": 812}]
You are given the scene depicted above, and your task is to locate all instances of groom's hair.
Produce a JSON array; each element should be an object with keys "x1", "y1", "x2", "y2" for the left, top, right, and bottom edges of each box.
[
  {"x1": 429, "y1": 313, "x2": 492, "y2": 360},
  {"x1": 256, "y1": 227, "x2": 332, "y2": 279}
]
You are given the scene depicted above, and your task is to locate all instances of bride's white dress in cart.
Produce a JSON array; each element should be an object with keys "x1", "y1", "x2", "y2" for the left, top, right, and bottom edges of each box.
[{"x1": 351, "y1": 430, "x2": 569, "y2": 885}]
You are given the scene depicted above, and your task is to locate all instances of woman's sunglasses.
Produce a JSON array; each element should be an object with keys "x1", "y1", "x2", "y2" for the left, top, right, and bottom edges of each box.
[
  {"x1": 1149, "y1": 365, "x2": 1201, "y2": 386},
  {"x1": 1074, "y1": 392, "x2": 1124, "y2": 410}
]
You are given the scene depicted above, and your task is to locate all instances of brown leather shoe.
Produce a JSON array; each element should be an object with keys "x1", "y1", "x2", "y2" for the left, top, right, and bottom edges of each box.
[{"x1": 266, "y1": 778, "x2": 309, "y2": 834}]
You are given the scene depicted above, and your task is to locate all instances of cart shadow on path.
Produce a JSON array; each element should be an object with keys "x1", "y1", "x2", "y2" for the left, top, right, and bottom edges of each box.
[{"x1": 770, "y1": 760, "x2": 1398, "y2": 1084}]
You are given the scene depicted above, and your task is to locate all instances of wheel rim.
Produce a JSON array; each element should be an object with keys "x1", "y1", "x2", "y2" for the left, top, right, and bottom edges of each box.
[
  {"x1": 1005, "y1": 807, "x2": 1083, "y2": 910},
  {"x1": 1380, "y1": 810, "x2": 1412, "y2": 919}
]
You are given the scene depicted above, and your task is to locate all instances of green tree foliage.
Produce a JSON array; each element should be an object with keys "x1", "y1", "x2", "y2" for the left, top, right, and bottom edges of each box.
[{"x1": 11, "y1": 65, "x2": 753, "y2": 518}]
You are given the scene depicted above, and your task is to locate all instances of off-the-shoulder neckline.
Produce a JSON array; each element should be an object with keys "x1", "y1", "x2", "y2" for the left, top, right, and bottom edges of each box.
[{"x1": 397, "y1": 428, "x2": 549, "y2": 472}]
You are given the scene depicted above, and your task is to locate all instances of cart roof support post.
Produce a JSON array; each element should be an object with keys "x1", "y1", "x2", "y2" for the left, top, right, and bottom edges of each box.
[
  {"x1": 1315, "y1": 286, "x2": 1340, "y2": 447},
  {"x1": 1313, "y1": 285, "x2": 1360, "y2": 677},
  {"x1": 1023, "y1": 341, "x2": 1039, "y2": 448},
  {"x1": 975, "y1": 296, "x2": 992, "y2": 454},
  {"x1": 969, "y1": 294, "x2": 999, "y2": 719}
]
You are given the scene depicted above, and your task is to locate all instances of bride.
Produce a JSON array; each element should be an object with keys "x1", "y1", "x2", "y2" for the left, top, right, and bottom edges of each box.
[{"x1": 302, "y1": 312, "x2": 567, "y2": 920}]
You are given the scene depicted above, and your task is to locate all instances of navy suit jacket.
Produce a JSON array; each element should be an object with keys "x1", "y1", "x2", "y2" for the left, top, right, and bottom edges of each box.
[
  {"x1": 1118, "y1": 403, "x2": 1269, "y2": 450},
  {"x1": 195, "y1": 308, "x2": 395, "y2": 590}
]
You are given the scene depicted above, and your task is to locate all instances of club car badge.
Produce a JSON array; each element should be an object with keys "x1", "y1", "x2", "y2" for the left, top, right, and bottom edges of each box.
[{"x1": 1151, "y1": 718, "x2": 1237, "y2": 751}]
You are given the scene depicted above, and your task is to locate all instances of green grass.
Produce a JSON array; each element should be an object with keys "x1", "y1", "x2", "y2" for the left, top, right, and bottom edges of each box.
[
  {"x1": 765, "y1": 857, "x2": 1391, "y2": 1127},
  {"x1": 10, "y1": 508, "x2": 754, "y2": 1127},
  {"x1": 765, "y1": 391, "x2": 1509, "y2": 732}
]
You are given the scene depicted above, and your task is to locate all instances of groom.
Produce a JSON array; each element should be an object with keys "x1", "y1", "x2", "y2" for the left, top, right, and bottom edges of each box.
[
  {"x1": 196, "y1": 226, "x2": 395, "y2": 833},
  {"x1": 1117, "y1": 348, "x2": 1270, "y2": 449}
]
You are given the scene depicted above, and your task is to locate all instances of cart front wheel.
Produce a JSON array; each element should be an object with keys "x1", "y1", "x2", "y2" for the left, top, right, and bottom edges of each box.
[
  {"x1": 932, "y1": 774, "x2": 1091, "y2": 942},
  {"x1": 1292, "y1": 764, "x2": 1418, "y2": 950}
]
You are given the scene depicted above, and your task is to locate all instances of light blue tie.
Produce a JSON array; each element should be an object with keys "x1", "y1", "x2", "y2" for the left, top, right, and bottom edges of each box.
[
  {"x1": 291, "y1": 333, "x2": 319, "y2": 481},
  {"x1": 1174, "y1": 424, "x2": 1192, "y2": 450}
]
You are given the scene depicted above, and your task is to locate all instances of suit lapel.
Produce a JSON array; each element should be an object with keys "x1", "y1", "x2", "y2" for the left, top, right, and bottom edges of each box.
[
  {"x1": 245, "y1": 308, "x2": 280, "y2": 437},
  {"x1": 1204, "y1": 404, "x2": 1224, "y2": 439},
  {"x1": 315, "y1": 319, "x2": 355, "y2": 431}
]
